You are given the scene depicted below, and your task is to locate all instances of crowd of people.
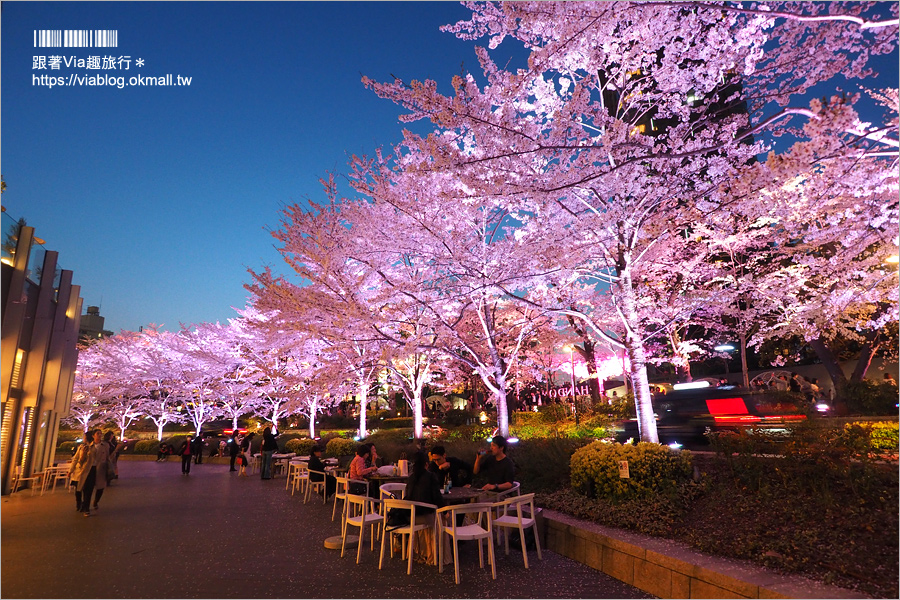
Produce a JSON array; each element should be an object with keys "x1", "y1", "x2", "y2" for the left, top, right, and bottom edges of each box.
[{"x1": 65, "y1": 424, "x2": 519, "y2": 532}]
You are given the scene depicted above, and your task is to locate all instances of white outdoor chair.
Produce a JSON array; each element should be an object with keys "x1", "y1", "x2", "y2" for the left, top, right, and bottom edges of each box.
[
  {"x1": 42, "y1": 466, "x2": 70, "y2": 495},
  {"x1": 494, "y1": 481, "x2": 521, "y2": 500},
  {"x1": 304, "y1": 469, "x2": 327, "y2": 505},
  {"x1": 379, "y1": 482, "x2": 406, "y2": 501},
  {"x1": 379, "y1": 498, "x2": 437, "y2": 575},
  {"x1": 289, "y1": 462, "x2": 309, "y2": 496},
  {"x1": 341, "y1": 493, "x2": 383, "y2": 564},
  {"x1": 332, "y1": 475, "x2": 349, "y2": 522},
  {"x1": 436, "y1": 502, "x2": 496, "y2": 584},
  {"x1": 11, "y1": 466, "x2": 43, "y2": 495},
  {"x1": 491, "y1": 492, "x2": 543, "y2": 568}
]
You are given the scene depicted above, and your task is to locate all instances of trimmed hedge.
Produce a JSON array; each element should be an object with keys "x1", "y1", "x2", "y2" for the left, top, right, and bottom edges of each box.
[
  {"x1": 325, "y1": 437, "x2": 357, "y2": 458},
  {"x1": 570, "y1": 441, "x2": 694, "y2": 501},
  {"x1": 509, "y1": 437, "x2": 591, "y2": 493},
  {"x1": 134, "y1": 439, "x2": 159, "y2": 454},
  {"x1": 842, "y1": 380, "x2": 899, "y2": 415},
  {"x1": 284, "y1": 438, "x2": 317, "y2": 456},
  {"x1": 846, "y1": 421, "x2": 899, "y2": 451},
  {"x1": 380, "y1": 417, "x2": 414, "y2": 429},
  {"x1": 57, "y1": 441, "x2": 78, "y2": 455}
]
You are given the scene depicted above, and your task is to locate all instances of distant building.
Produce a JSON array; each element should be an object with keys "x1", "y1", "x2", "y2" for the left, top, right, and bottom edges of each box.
[
  {"x1": 79, "y1": 305, "x2": 113, "y2": 343},
  {"x1": 1, "y1": 212, "x2": 82, "y2": 495}
]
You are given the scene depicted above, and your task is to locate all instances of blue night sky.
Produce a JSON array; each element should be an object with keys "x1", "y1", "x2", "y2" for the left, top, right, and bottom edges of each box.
[
  {"x1": 2, "y1": 2, "x2": 896, "y2": 334},
  {"x1": 2, "y1": 1, "x2": 499, "y2": 333}
]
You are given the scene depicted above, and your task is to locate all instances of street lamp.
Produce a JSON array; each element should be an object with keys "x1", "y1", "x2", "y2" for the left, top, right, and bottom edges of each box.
[{"x1": 564, "y1": 344, "x2": 579, "y2": 425}]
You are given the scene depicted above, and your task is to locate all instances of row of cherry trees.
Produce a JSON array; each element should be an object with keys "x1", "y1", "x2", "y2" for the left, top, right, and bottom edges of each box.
[
  {"x1": 248, "y1": 3, "x2": 897, "y2": 443},
  {"x1": 70, "y1": 311, "x2": 346, "y2": 440},
  {"x1": 73, "y1": 3, "x2": 898, "y2": 444}
]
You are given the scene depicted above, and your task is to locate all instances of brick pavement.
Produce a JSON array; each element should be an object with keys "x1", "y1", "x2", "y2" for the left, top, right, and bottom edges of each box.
[{"x1": 1, "y1": 459, "x2": 654, "y2": 599}]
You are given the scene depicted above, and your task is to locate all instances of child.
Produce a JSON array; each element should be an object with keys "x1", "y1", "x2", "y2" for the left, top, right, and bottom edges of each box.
[{"x1": 238, "y1": 449, "x2": 249, "y2": 477}]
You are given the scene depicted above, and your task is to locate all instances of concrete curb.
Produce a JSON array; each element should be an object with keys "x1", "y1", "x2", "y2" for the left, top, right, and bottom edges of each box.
[{"x1": 540, "y1": 509, "x2": 869, "y2": 599}]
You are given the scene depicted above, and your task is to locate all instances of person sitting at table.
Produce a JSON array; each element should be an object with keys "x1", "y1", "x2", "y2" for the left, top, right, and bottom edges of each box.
[
  {"x1": 406, "y1": 451, "x2": 444, "y2": 509},
  {"x1": 348, "y1": 444, "x2": 377, "y2": 495},
  {"x1": 308, "y1": 445, "x2": 336, "y2": 498},
  {"x1": 364, "y1": 442, "x2": 379, "y2": 469},
  {"x1": 406, "y1": 451, "x2": 447, "y2": 565},
  {"x1": 473, "y1": 435, "x2": 515, "y2": 493},
  {"x1": 427, "y1": 445, "x2": 473, "y2": 488}
]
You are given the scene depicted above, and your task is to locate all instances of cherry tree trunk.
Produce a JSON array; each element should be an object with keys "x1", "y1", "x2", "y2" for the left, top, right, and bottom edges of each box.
[
  {"x1": 851, "y1": 331, "x2": 882, "y2": 382},
  {"x1": 357, "y1": 378, "x2": 368, "y2": 438},
  {"x1": 808, "y1": 337, "x2": 849, "y2": 393},
  {"x1": 568, "y1": 316, "x2": 603, "y2": 405},
  {"x1": 619, "y1": 273, "x2": 659, "y2": 443},
  {"x1": 739, "y1": 331, "x2": 750, "y2": 389},
  {"x1": 413, "y1": 390, "x2": 423, "y2": 439},
  {"x1": 494, "y1": 374, "x2": 510, "y2": 438},
  {"x1": 308, "y1": 398, "x2": 318, "y2": 439},
  {"x1": 269, "y1": 403, "x2": 282, "y2": 435},
  {"x1": 577, "y1": 342, "x2": 603, "y2": 405}
]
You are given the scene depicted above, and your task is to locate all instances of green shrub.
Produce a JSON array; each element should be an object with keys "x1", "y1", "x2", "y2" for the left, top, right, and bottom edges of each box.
[
  {"x1": 842, "y1": 380, "x2": 899, "y2": 416},
  {"x1": 380, "y1": 417, "x2": 414, "y2": 429},
  {"x1": 365, "y1": 429, "x2": 414, "y2": 444},
  {"x1": 511, "y1": 438, "x2": 590, "y2": 493},
  {"x1": 708, "y1": 420, "x2": 898, "y2": 500},
  {"x1": 538, "y1": 403, "x2": 569, "y2": 422},
  {"x1": 134, "y1": 439, "x2": 158, "y2": 454},
  {"x1": 863, "y1": 421, "x2": 900, "y2": 451},
  {"x1": 57, "y1": 441, "x2": 77, "y2": 455},
  {"x1": 325, "y1": 437, "x2": 357, "y2": 458},
  {"x1": 443, "y1": 408, "x2": 477, "y2": 427},
  {"x1": 443, "y1": 424, "x2": 494, "y2": 442},
  {"x1": 56, "y1": 430, "x2": 84, "y2": 444},
  {"x1": 570, "y1": 441, "x2": 693, "y2": 501},
  {"x1": 284, "y1": 438, "x2": 317, "y2": 456}
]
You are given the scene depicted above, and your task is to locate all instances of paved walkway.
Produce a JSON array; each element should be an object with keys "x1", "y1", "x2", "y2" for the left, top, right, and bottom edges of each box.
[{"x1": 1, "y1": 459, "x2": 654, "y2": 599}]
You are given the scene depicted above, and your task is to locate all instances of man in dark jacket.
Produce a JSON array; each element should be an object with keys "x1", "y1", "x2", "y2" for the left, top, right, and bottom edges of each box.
[
  {"x1": 191, "y1": 434, "x2": 204, "y2": 464},
  {"x1": 427, "y1": 445, "x2": 473, "y2": 488},
  {"x1": 227, "y1": 433, "x2": 241, "y2": 472}
]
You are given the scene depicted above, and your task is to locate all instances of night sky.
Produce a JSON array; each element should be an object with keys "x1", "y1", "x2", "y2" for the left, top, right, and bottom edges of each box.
[{"x1": 2, "y1": 2, "x2": 896, "y2": 334}]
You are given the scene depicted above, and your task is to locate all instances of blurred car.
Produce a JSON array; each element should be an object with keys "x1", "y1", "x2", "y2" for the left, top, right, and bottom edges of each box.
[{"x1": 614, "y1": 385, "x2": 807, "y2": 445}]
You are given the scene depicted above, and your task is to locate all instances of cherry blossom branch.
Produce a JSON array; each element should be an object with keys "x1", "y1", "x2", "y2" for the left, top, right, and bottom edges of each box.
[{"x1": 653, "y1": 2, "x2": 900, "y2": 30}]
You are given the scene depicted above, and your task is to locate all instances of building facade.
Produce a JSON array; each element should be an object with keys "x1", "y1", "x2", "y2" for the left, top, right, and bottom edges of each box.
[
  {"x1": 1, "y1": 213, "x2": 82, "y2": 494},
  {"x1": 79, "y1": 305, "x2": 113, "y2": 343}
]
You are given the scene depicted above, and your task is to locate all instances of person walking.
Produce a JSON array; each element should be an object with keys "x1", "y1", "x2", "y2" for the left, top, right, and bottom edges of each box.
[
  {"x1": 260, "y1": 427, "x2": 277, "y2": 480},
  {"x1": 191, "y1": 434, "x2": 204, "y2": 465},
  {"x1": 69, "y1": 429, "x2": 111, "y2": 516},
  {"x1": 104, "y1": 431, "x2": 125, "y2": 484},
  {"x1": 179, "y1": 435, "x2": 193, "y2": 475},
  {"x1": 68, "y1": 435, "x2": 92, "y2": 513},
  {"x1": 228, "y1": 432, "x2": 241, "y2": 472}
]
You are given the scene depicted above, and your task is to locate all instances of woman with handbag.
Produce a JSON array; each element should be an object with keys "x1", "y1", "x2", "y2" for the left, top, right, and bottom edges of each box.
[{"x1": 69, "y1": 429, "x2": 111, "y2": 516}]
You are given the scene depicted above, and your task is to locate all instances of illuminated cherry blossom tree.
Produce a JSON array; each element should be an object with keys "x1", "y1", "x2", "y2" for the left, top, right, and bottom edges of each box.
[
  {"x1": 356, "y1": 1, "x2": 897, "y2": 441},
  {"x1": 127, "y1": 327, "x2": 186, "y2": 441},
  {"x1": 68, "y1": 357, "x2": 115, "y2": 434}
]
